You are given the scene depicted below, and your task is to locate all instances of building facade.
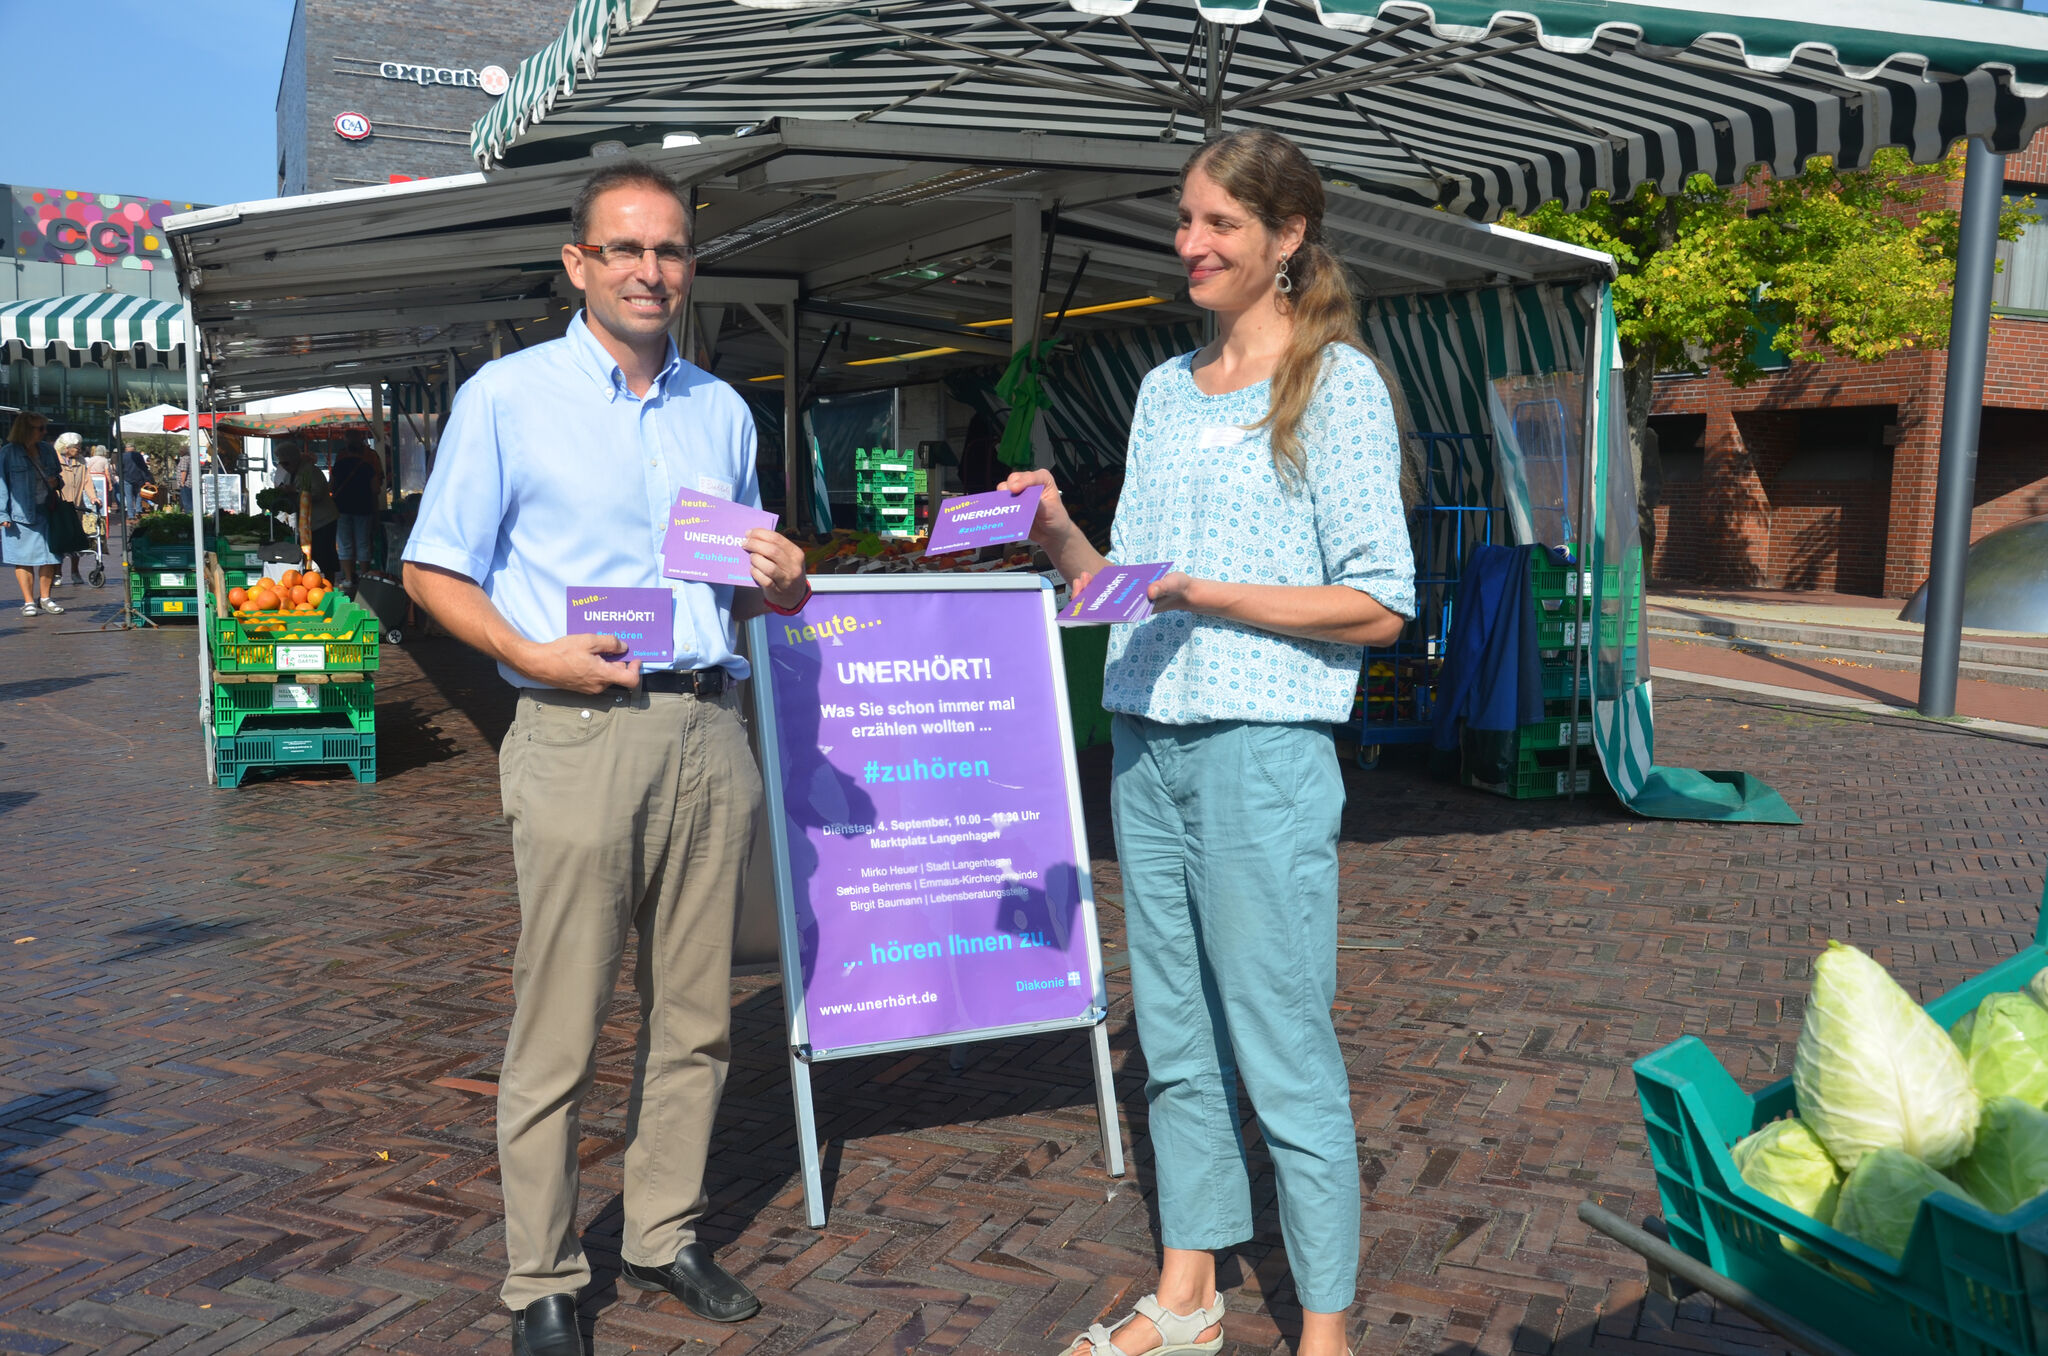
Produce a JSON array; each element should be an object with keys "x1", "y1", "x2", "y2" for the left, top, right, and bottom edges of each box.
[
  {"x1": 1648, "y1": 137, "x2": 2048, "y2": 599},
  {"x1": 275, "y1": 0, "x2": 570, "y2": 196},
  {"x1": 2, "y1": 184, "x2": 197, "y2": 437}
]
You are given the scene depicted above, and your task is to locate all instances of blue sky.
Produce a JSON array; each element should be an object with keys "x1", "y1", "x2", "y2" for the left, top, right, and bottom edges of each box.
[
  {"x1": 0, "y1": 0, "x2": 299, "y2": 207},
  {"x1": 4, "y1": 0, "x2": 2048, "y2": 207}
]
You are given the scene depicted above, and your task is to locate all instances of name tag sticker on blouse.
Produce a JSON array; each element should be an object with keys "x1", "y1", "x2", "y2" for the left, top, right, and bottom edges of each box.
[
  {"x1": 568, "y1": 586, "x2": 675, "y2": 664},
  {"x1": 697, "y1": 476, "x2": 735, "y2": 501},
  {"x1": 1197, "y1": 425, "x2": 1248, "y2": 449},
  {"x1": 1059, "y1": 562, "x2": 1173, "y2": 626}
]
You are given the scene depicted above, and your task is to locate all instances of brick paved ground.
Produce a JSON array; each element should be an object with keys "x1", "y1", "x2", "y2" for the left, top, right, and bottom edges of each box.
[{"x1": 4, "y1": 589, "x2": 2045, "y2": 1356}]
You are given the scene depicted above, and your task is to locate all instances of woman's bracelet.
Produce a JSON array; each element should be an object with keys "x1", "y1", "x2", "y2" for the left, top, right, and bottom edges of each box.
[{"x1": 763, "y1": 582, "x2": 813, "y2": 616}]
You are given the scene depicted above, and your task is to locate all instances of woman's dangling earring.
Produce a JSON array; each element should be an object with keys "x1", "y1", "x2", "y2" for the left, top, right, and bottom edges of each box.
[{"x1": 1274, "y1": 253, "x2": 1293, "y2": 295}]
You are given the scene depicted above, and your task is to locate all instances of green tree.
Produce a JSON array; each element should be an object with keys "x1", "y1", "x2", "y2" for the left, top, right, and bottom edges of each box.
[{"x1": 1501, "y1": 148, "x2": 2032, "y2": 477}]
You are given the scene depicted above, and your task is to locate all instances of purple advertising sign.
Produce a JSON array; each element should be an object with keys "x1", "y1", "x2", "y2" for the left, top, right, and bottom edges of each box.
[{"x1": 763, "y1": 583, "x2": 1097, "y2": 1052}]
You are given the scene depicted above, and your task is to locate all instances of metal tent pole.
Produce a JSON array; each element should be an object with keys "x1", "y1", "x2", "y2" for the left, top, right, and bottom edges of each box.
[
  {"x1": 1920, "y1": 0, "x2": 2020, "y2": 717},
  {"x1": 181, "y1": 300, "x2": 214, "y2": 781}
]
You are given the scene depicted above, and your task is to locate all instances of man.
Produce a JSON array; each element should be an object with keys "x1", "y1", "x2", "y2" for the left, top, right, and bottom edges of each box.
[
  {"x1": 403, "y1": 161, "x2": 808, "y2": 1356},
  {"x1": 329, "y1": 432, "x2": 383, "y2": 589},
  {"x1": 273, "y1": 441, "x2": 340, "y2": 578},
  {"x1": 120, "y1": 444, "x2": 151, "y2": 520}
]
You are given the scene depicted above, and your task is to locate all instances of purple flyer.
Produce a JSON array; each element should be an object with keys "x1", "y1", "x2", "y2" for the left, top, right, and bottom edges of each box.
[
  {"x1": 923, "y1": 486, "x2": 1042, "y2": 556},
  {"x1": 1058, "y1": 562, "x2": 1172, "y2": 625},
  {"x1": 566, "y1": 586, "x2": 674, "y2": 663},
  {"x1": 765, "y1": 587, "x2": 1098, "y2": 1052},
  {"x1": 663, "y1": 488, "x2": 777, "y2": 586}
]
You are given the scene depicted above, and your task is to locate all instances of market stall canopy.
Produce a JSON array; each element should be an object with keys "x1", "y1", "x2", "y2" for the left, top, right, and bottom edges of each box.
[
  {"x1": 165, "y1": 119, "x2": 1612, "y2": 403},
  {"x1": 204, "y1": 408, "x2": 371, "y2": 436},
  {"x1": 119, "y1": 403, "x2": 193, "y2": 436},
  {"x1": 0, "y1": 293, "x2": 186, "y2": 365},
  {"x1": 161, "y1": 412, "x2": 241, "y2": 432},
  {"x1": 471, "y1": 0, "x2": 2048, "y2": 219}
]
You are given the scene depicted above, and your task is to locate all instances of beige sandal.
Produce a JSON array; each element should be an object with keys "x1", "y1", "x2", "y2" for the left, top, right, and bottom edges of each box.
[{"x1": 1061, "y1": 1293, "x2": 1227, "y2": 1356}]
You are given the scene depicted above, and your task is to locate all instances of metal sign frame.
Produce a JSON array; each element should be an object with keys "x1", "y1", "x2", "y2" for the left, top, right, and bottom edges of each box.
[{"x1": 746, "y1": 572, "x2": 1123, "y2": 1228}]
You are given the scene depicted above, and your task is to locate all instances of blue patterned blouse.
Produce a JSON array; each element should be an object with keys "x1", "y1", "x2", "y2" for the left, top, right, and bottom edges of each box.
[{"x1": 1103, "y1": 344, "x2": 1416, "y2": 726}]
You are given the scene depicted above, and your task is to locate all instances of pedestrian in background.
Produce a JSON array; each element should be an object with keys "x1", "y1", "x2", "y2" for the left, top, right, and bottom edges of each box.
[
  {"x1": 86, "y1": 444, "x2": 114, "y2": 523},
  {"x1": 56, "y1": 433, "x2": 90, "y2": 585},
  {"x1": 275, "y1": 441, "x2": 340, "y2": 578},
  {"x1": 1008, "y1": 130, "x2": 1414, "y2": 1356},
  {"x1": 330, "y1": 431, "x2": 383, "y2": 590},
  {"x1": 1, "y1": 412, "x2": 66, "y2": 616},
  {"x1": 121, "y1": 443, "x2": 151, "y2": 520}
]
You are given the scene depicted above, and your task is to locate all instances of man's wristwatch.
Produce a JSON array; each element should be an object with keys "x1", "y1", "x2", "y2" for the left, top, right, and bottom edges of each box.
[{"x1": 763, "y1": 582, "x2": 813, "y2": 616}]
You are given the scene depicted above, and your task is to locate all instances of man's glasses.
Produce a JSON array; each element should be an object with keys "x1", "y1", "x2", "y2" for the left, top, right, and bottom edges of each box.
[{"x1": 571, "y1": 241, "x2": 693, "y2": 272}]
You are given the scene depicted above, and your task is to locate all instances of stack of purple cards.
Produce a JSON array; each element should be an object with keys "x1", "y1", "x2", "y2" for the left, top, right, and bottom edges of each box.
[
  {"x1": 1058, "y1": 562, "x2": 1173, "y2": 626},
  {"x1": 567, "y1": 586, "x2": 675, "y2": 663},
  {"x1": 662, "y1": 488, "x2": 777, "y2": 586},
  {"x1": 924, "y1": 486, "x2": 1042, "y2": 556}
]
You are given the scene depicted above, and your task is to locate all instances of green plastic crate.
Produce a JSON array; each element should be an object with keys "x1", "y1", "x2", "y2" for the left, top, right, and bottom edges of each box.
[
  {"x1": 1528, "y1": 556, "x2": 1621, "y2": 601},
  {"x1": 1635, "y1": 883, "x2": 2048, "y2": 1356},
  {"x1": 211, "y1": 677, "x2": 374, "y2": 738},
  {"x1": 856, "y1": 484, "x2": 913, "y2": 506},
  {"x1": 1462, "y1": 743, "x2": 1603, "y2": 799},
  {"x1": 1511, "y1": 712, "x2": 1594, "y2": 754},
  {"x1": 1534, "y1": 603, "x2": 1631, "y2": 651},
  {"x1": 854, "y1": 447, "x2": 915, "y2": 472},
  {"x1": 208, "y1": 593, "x2": 380, "y2": 674},
  {"x1": 213, "y1": 722, "x2": 376, "y2": 787}
]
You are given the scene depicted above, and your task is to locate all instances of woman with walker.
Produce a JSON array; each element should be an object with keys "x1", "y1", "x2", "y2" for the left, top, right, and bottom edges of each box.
[{"x1": 1005, "y1": 130, "x2": 1414, "y2": 1356}]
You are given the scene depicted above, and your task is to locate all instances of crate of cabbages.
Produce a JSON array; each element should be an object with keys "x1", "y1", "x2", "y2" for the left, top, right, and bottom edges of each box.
[{"x1": 1636, "y1": 882, "x2": 2048, "y2": 1356}]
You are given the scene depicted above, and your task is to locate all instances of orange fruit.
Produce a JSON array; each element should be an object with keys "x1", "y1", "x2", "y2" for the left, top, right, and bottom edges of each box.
[
  {"x1": 280, "y1": 569, "x2": 301, "y2": 589},
  {"x1": 228, "y1": 587, "x2": 247, "y2": 607},
  {"x1": 306, "y1": 587, "x2": 326, "y2": 607},
  {"x1": 290, "y1": 586, "x2": 308, "y2": 605},
  {"x1": 303, "y1": 572, "x2": 325, "y2": 590}
]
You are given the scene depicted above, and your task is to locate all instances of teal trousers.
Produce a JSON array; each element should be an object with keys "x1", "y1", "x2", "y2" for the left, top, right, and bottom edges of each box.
[{"x1": 1110, "y1": 714, "x2": 1359, "y2": 1313}]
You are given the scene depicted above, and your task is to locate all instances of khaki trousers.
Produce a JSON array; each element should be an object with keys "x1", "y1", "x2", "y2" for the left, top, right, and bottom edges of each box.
[{"x1": 495, "y1": 683, "x2": 761, "y2": 1310}]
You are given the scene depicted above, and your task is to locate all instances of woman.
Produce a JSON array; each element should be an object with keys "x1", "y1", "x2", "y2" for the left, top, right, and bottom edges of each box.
[
  {"x1": 56, "y1": 432, "x2": 90, "y2": 585},
  {"x1": 1006, "y1": 131, "x2": 1414, "y2": 1356},
  {"x1": 1, "y1": 413, "x2": 66, "y2": 616}
]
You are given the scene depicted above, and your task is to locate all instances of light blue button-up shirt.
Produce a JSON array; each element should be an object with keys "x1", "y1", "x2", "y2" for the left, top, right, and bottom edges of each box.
[{"x1": 404, "y1": 312, "x2": 760, "y2": 688}]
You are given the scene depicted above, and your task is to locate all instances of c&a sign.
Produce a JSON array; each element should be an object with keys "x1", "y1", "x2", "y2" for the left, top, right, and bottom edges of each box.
[{"x1": 8, "y1": 187, "x2": 203, "y2": 271}]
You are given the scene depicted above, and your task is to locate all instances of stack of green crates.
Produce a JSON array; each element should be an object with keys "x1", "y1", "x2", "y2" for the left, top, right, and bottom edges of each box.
[
  {"x1": 853, "y1": 448, "x2": 927, "y2": 538},
  {"x1": 206, "y1": 586, "x2": 381, "y2": 787},
  {"x1": 127, "y1": 540, "x2": 264, "y2": 622},
  {"x1": 1461, "y1": 556, "x2": 1623, "y2": 800}
]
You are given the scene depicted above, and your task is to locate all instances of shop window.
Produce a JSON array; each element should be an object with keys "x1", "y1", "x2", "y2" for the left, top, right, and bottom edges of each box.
[
  {"x1": 1778, "y1": 407, "x2": 1895, "y2": 481},
  {"x1": 1648, "y1": 414, "x2": 1705, "y2": 482},
  {"x1": 1994, "y1": 200, "x2": 2048, "y2": 314}
]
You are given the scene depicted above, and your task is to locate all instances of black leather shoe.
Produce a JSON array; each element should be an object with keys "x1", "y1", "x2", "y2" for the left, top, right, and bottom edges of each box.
[
  {"x1": 512, "y1": 1294, "x2": 585, "y2": 1356},
  {"x1": 621, "y1": 1242, "x2": 761, "y2": 1322}
]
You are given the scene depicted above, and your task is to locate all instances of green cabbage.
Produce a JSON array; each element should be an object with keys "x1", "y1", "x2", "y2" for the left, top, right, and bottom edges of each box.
[
  {"x1": 1731, "y1": 1117, "x2": 1842, "y2": 1225},
  {"x1": 1952, "y1": 1097, "x2": 2048, "y2": 1214},
  {"x1": 1950, "y1": 993, "x2": 2048, "y2": 1106},
  {"x1": 2028, "y1": 967, "x2": 2048, "y2": 1012},
  {"x1": 1833, "y1": 1147, "x2": 1980, "y2": 1259},
  {"x1": 1793, "y1": 941, "x2": 1980, "y2": 1170}
]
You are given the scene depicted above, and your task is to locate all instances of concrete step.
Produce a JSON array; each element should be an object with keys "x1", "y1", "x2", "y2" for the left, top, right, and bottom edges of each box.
[
  {"x1": 1646, "y1": 606, "x2": 2048, "y2": 672},
  {"x1": 1646, "y1": 626, "x2": 2048, "y2": 692}
]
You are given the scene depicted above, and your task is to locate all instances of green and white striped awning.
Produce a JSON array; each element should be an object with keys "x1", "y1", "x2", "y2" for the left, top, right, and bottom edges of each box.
[
  {"x1": 0, "y1": 294, "x2": 187, "y2": 358},
  {"x1": 472, "y1": 0, "x2": 2048, "y2": 220}
]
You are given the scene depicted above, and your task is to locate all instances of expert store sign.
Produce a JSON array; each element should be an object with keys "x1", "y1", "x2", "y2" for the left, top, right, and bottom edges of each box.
[{"x1": 763, "y1": 587, "x2": 1096, "y2": 1053}]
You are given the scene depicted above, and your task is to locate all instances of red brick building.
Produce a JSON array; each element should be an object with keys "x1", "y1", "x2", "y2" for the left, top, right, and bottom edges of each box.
[{"x1": 1648, "y1": 138, "x2": 2048, "y2": 599}]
